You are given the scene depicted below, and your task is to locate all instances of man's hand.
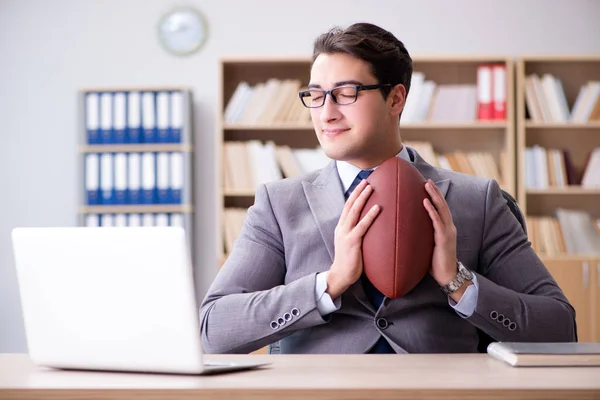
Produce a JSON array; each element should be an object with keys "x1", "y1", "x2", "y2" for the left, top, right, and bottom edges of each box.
[
  {"x1": 423, "y1": 179, "x2": 471, "y2": 300},
  {"x1": 327, "y1": 179, "x2": 381, "y2": 299}
]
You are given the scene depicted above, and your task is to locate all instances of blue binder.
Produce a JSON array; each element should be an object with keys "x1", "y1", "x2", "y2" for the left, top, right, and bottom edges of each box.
[
  {"x1": 85, "y1": 153, "x2": 100, "y2": 205},
  {"x1": 141, "y1": 92, "x2": 157, "y2": 143},
  {"x1": 156, "y1": 91, "x2": 171, "y2": 143},
  {"x1": 170, "y1": 91, "x2": 183, "y2": 143},
  {"x1": 141, "y1": 152, "x2": 156, "y2": 204},
  {"x1": 127, "y1": 153, "x2": 142, "y2": 204},
  {"x1": 127, "y1": 91, "x2": 142, "y2": 143},
  {"x1": 113, "y1": 153, "x2": 127, "y2": 205},
  {"x1": 85, "y1": 92, "x2": 101, "y2": 144},
  {"x1": 156, "y1": 152, "x2": 171, "y2": 204},
  {"x1": 100, "y1": 153, "x2": 114, "y2": 204},
  {"x1": 113, "y1": 92, "x2": 127, "y2": 144},
  {"x1": 99, "y1": 92, "x2": 114, "y2": 144}
]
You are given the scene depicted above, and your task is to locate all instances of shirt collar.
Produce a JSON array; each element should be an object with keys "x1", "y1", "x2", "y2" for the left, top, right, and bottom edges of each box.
[{"x1": 336, "y1": 145, "x2": 412, "y2": 194}]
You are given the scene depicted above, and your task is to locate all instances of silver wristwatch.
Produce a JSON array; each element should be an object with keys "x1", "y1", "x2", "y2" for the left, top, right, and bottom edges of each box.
[{"x1": 440, "y1": 262, "x2": 473, "y2": 295}]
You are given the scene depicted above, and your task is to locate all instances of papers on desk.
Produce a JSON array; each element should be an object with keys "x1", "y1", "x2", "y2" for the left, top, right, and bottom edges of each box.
[{"x1": 487, "y1": 342, "x2": 600, "y2": 367}]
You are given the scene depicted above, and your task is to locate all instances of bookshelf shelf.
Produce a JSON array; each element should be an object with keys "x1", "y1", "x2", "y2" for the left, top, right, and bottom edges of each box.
[
  {"x1": 525, "y1": 122, "x2": 600, "y2": 129},
  {"x1": 80, "y1": 144, "x2": 194, "y2": 153},
  {"x1": 80, "y1": 205, "x2": 193, "y2": 214},
  {"x1": 526, "y1": 187, "x2": 600, "y2": 195},
  {"x1": 223, "y1": 190, "x2": 256, "y2": 197},
  {"x1": 539, "y1": 254, "x2": 600, "y2": 262}
]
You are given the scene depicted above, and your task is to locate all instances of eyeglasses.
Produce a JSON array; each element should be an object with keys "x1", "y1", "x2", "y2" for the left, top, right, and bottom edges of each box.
[{"x1": 298, "y1": 84, "x2": 392, "y2": 108}]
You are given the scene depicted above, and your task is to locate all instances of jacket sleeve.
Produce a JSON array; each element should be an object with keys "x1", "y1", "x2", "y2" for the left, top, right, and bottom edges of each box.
[
  {"x1": 199, "y1": 183, "x2": 329, "y2": 354},
  {"x1": 466, "y1": 179, "x2": 577, "y2": 342}
]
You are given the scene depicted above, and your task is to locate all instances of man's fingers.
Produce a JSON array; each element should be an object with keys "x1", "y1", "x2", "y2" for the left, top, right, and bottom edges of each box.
[
  {"x1": 345, "y1": 183, "x2": 374, "y2": 227},
  {"x1": 425, "y1": 180, "x2": 452, "y2": 226},
  {"x1": 341, "y1": 179, "x2": 369, "y2": 220},
  {"x1": 353, "y1": 204, "x2": 381, "y2": 237}
]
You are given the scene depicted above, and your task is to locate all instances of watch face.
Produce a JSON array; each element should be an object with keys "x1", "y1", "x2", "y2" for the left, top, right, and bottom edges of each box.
[{"x1": 158, "y1": 7, "x2": 208, "y2": 56}]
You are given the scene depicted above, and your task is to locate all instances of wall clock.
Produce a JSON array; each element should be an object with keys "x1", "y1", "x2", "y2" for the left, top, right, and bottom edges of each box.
[{"x1": 158, "y1": 7, "x2": 208, "y2": 56}]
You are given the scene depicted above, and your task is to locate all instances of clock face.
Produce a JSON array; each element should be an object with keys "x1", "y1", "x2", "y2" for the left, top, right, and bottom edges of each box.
[{"x1": 158, "y1": 7, "x2": 208, "y2": 56}]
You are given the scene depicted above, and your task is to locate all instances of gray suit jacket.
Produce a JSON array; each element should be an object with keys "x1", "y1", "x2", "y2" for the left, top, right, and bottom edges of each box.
[{"x1": 200, "y1": 147, "x2": 576, "y2": 354}]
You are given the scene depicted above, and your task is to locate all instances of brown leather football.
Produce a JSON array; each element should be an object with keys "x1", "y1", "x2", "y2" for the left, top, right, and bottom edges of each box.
[{"x1": 360, "y1": 156, "x2": 434, "y2": 299}]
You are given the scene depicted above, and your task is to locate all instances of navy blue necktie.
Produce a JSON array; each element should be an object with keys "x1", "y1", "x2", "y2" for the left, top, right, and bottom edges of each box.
[{"x1": 346, "y1": 170, "x2": 394, "y2": 353}]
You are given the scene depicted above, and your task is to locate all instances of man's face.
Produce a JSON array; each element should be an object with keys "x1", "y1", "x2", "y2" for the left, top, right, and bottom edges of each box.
[{"x1": 308, "y1": 52, "x2": 403, "y2": 169}]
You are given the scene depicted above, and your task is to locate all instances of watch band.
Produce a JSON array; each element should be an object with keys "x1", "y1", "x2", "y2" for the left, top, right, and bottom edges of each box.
[{"x1": 440, "y1": 262, "x2": 473, "y2": 295}]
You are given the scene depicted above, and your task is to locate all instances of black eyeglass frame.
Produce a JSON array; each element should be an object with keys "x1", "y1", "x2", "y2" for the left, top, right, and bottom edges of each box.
[{"x1": 298, "y1": 84, "x2": 392, "y2": 108}]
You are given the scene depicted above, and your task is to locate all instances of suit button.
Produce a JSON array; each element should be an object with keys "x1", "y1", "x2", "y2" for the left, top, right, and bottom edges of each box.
[
  {"x1": 497, "y1": 314, "x2": 505, "y2": 323},
  {"x1": 270, "y1": 321, "x2": 278, "y2": 329},
  {"x1": 376, "y1": 318, "x2": 388, "y2": 330},
  {"x1": 291, "y1": 308, "x2": 300, "y2": 317},
  {"x1": 277, "y1": 317, "x2": 285, "y2": 326},
  {"x1": 490, "y1": 311, "x2": 498, "y2": 320},
  {"x1": 283, "y1": 312, "x2": 292, "y2": 322},
  {"x1": 509, "y1": 322, "x2": 517, "y2": 331},
  {"x1": 503, "y1": 318, "x2": 511, "y2": 328}
]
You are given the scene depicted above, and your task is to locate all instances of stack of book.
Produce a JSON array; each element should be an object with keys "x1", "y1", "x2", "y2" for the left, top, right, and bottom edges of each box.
[{"x1": 524, "y1": 75, "x2": 600, "y2": 123}]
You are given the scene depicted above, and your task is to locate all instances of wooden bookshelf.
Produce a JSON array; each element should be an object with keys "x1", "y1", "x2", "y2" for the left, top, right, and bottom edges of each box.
[
  {"x1": 216, "y1": 56, "x2": 517, "y2": 264},
  {"x1": 516, "y1": 56, "x2": 600, "y2": 342},
  {"x1": 516, "y1": 56, "x2": 600, "y2": 257}
]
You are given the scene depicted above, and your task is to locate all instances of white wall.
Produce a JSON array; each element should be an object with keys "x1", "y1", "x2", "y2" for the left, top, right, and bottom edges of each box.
[{"x1": 1, "y1": 0, "x2": 599, "y2": 353}]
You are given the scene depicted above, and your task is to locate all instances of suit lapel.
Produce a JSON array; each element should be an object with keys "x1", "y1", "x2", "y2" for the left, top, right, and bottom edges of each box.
[
  {"x1": 408, "y1": 146, "x2": 451, "y2": 199},
  {"x1": 302, "y1": 161, "x2": 345, "y2": 263}
]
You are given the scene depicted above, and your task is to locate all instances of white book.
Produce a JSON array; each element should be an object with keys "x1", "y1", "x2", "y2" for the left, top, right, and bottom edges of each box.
[
  {"x1": 100, "y1": 153, "x2": 114, "y2": 202},
  {"x1": 127, "y1": 91, "x2": 141, "y2": 138},
  {"x1": 84, "y1": 214, "x2": 99, "y2": 227},
  {"x1": 85, "y1": 93, "x2": 99, "y2": 133},
  {"x1": 156, "y1": 91, "x2": 170, "y2": 141},
  {"x1": 413, "y1": 80, "x2": 436, "y2": 122},
  {"x1": 100, "y1": 214, "x2": 114, "y2": 227},
  {"x1": 156, "y1": 152, "x2": 170, "y2": 202},
  {"x1": 170, "y1": 213, "x2": 184, "y2": 227},
  {"x1": 128, "y1": 214, "x2": 141, "y2": 227},
  {"x1": 170, "y1": 91, "x2": 183, "y2": 140},
  {"x1": 127, "y1": 153, "x2": 141, "y2": 201},
  {"x1": 155, "y1": 213, "x2": 169, "y2": 227},
  {"x1": 113, "y1": 92, "x2": 127, "y2": 141},
  {"x1": 142, "y1": 213, "x2": 155, "y2": 227},
  {"x1": 401, "y1": 71, "x2": 424, "y2": 123},
  {"x1": 113, "y1": 153, "x2": 127, "y2": 203},
  {"x1": 141, "y1": 152, "x2": 156, "y2": 194},
  {"x1": 581, "y1": 148, "x2": 600, "y2": 187},
  {"x1": 114, "y1": 214, "x2": 127, "y2": 227},
  {"x1": 170, "y1": 152, "x2": 184, "y2": 202},
  {"x1": 142, "y1": 92, "x2": 156, "y2": 132},
  {"x1": 100, "y1": 92, "x2": 113, "y2": 140},
  {"x1": 541, "y1": 74, "x2": 566, "y2": 122},
  {"x1": 224, "y1": 82, "x2": 250, "y2": 123},
  {"x1": 85, "y1": 154, "x2": 99, "y2": 192}
]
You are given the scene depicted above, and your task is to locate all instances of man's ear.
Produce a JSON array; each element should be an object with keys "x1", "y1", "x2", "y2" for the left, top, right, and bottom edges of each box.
[{"x1": 389, "y1": 84, "x2": 406, "y2": 117}]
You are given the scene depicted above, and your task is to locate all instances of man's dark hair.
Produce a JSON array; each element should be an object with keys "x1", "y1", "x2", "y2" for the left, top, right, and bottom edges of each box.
[{"x1": 312, "y1": 22, "x2": 413, "y2": 99}]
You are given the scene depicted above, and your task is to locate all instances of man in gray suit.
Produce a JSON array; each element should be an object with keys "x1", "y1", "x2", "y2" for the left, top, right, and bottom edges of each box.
[{"x1": 200, "y1": 22, "x2": 576, "y2": 354}]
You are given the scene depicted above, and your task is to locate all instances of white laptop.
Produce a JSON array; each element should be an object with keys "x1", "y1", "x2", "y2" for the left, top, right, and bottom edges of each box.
[{"x1": 11, "y1": 226, "x2": 269, "y2": 375}]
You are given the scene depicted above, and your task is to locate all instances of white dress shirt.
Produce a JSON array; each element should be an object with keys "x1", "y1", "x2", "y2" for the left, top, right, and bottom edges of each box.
[{"x1": 314, "y1": 145, "x2": 479, "y2": 318}]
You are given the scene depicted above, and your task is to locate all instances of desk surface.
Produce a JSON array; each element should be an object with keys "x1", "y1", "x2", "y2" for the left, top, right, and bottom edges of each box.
[{"x1": 1, "y1": 353, "x2": 599, "y2": 399}]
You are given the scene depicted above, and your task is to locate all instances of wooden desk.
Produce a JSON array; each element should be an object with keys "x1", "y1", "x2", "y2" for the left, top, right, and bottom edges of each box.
[{"x1": 1, "y1": 353, "x2": 599, "y2": 399}]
